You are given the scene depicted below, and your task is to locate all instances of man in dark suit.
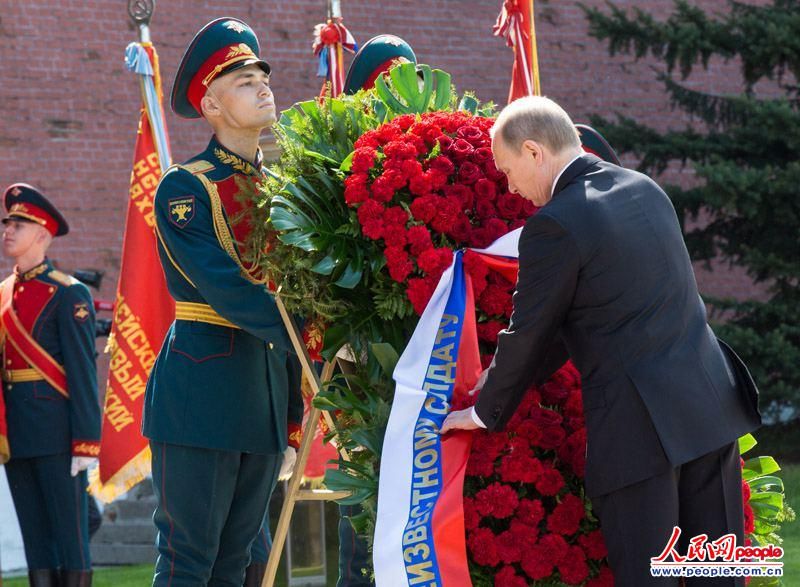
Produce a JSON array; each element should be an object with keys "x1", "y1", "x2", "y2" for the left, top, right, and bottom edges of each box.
[{"x1": 441, "y1": 96, "x2": 761, "y2": 585}]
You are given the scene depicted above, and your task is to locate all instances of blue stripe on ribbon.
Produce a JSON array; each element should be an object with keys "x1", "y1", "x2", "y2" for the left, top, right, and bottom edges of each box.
[
  {"x1": 125, "y1": 42, "x2": 171, "y2": 172},
  {"x1": 317, "y1": 47, "x2": 330, "y2": 78},
  {"x1": 402, "y1": 251, "x2": 466, "y2": 586}
]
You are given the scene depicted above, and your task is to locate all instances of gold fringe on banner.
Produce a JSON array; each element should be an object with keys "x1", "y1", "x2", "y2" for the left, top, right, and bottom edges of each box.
[{"x1": 88, "y1": 445, "x2": 152, "y2": 503}]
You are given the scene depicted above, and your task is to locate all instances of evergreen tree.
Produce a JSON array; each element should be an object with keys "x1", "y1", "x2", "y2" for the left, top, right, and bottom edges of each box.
[{"x1": 581, "y1": 0, "x2": 800, "y2": 421}]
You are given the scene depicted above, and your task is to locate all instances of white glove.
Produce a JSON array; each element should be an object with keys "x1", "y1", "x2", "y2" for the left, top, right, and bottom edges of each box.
[
  {"x1": 278, "y1": 446, "x2": 297, "y2": 481},
  {"x1": 70, "y1": 456, "x2": 98, "y2": 477}
]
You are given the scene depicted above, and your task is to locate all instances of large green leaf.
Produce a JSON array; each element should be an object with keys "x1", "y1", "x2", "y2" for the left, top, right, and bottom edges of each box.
[
  {"x1": 738, "y1": 433, "x2": 757, "y2": 455},
  {"x1": 369, "y1": 342, "x2": 399, "y2": 378},
  {"x1": 743, "y1": 456, "x2": 781, "y2": 480},
  {"x1": 373, "y1": 62, "x2": 453, "y2": 118},
  {"x1": 269, "y1": 166, "x2": 369, "y2": 290}
]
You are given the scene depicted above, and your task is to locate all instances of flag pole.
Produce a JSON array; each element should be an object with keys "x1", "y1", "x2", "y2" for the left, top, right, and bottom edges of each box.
[{"x1": 127, "y1": 0, "x2": 154, "y2": 43}]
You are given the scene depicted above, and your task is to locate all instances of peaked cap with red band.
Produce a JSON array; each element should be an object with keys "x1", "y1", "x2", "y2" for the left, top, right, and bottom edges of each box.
[
  {"x1": 171, "y1": 17, "x2": 271, "y2": 119},
  {"x1": 344, "y1": 34, "x2": 416, "y2": 95},
  {"x1": 2, "y1": 183, "x2": 69, "y2": 237}
]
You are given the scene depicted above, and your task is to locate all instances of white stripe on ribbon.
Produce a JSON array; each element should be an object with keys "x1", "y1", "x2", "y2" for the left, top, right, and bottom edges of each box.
[{"x1": 374, "y1": 227, "x2": 522, "y2": 585}]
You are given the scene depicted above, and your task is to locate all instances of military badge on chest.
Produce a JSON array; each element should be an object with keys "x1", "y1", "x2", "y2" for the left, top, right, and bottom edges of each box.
[{"x1": 168, "y1": 196, "x2": 195, "y2": 228}]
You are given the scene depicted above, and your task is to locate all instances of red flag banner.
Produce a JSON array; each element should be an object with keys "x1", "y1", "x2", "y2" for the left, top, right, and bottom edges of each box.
[
  {"x1": 90, "y1": 43, "x2": 173, "y2": 502},
  {"x1": 494, "y1": 0, "x2": 541, "y2": 102}
]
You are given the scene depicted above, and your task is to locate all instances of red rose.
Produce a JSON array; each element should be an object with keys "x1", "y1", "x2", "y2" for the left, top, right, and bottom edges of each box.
[
  {"x1": 523, "y1": 200, "x2": 538, "y2": 216},
  {"x1": 496, "y1": 192, "x2": 524, "y2": 219},
  {"x1": 539, "y1": 533, "x2": 569, "y2": 565},
  {"x1": 370, "y1": 175, "x2": 396, "y2": 202},
  {"x1": 463, "y1": 249, "x2": 489, "y2": 293},
  {"x1": 443, "y1": 183, "x2": 474, "y2": 210},
  {"x1": 376, "y1": 124, "x2": 401, "y2": 145},
  {"x1": 485, "y1": 217, "x2": 510, "y2": 244},
  {"x1": 546, "y1": 494, "x2": 585, "y2": 536},
  {"x1": 457, "y1": 124, "x2": 487, "y2": 147},
  {"x1": 354, "y1": 130, "x2": 380, "y2": 150},
  {"x1": 351, "y1": 147, "x2": 377, "y2": 173},
  {"x1": 494, "y1": 566, "x2": 527, "y2": 587},
  {"x1": 436, "y1": 134, "x2": 453, "y2": 152},
  {"x1": 499, "y1": 450, "x2": 544, "y2": 484},
  {"x1": 540, "y1": 380, "x2": 571, "y2": 405},
  {"x1": 467, "y1": 527, "x2": 500, "y2": 567},
  {"x1": 472, "y1": 147, "x2": 494, "y2": 165},
  {"x1": 475, "y1": 197, "x2": 498, "y2": 220},
  {"x1": 344, "y1": 173, "x2": 370, "y2": 205},
  {"x1": 425, "y1": 169, "x2": 449, "y2": 190},
  {"x1": 578, "y1": 529, "x2": 608, "y2": 560},
  {"x1": 474, "y1": 178, "x2": 498, "y2": 201},
  {"x1": 360, "y1": 219, "x2": 384, "y2": 240},
  {"x1": 417, "y1": 247, "x2": 453, "y2": 277},
  {"x1": 474, "y1": 482, "x2": 519, "y2": 519},
  {"x1": 409, "y1": 195, "x2": 438, "y2": 223},
  {"x1": 446, "y1": 215, "x2": 473, "y2": 244},
  {"x1": 398, "y1": 158, "x2": 423, "y2": 179},
  {"x1": 515, "y1": 420, "x2": 544, "y2": 447},
  {"x1": 476, "y1": 320, "x2": 505, "y2": 344},
  {"x1": 406, "y1": 277, "x2": 436, "y2": 315},
  {"x1": 458, "y1": 161, "x2": 483, "y2": 185},
  {"x1": 428, "y1": 155, "x2": 455, "y2": 177},
  {"x1": 516, "y1": 498, "x2": 545, "y2": 527},
  {"x1": 406, "y1": 225, "x2": 434, "y2": 256},
  {"x1": 538, "y1": 425, "x2": 566, "y2": 451},
  {"x1": 382, "y1": 225, "x2": 407, "y2": 247},
  {"x1": 485, "y1": 162, "x2": 507, "y2": 182},
  {"x1": 530, "y1": 406, "x2": 563, "y2": 428},
  {"x1": 430, "y1": 196, "x2": 461, "y2": 234},
  {"x1": 463, "y1": 497, "x2": 481, "y2": 531},
  {"x1": 408, "y1": 173, "x2": 433, "y2": 196},
  {"x1": 558, "y1": 545, "x2": 590, "y2": 586},
  {"x1": 521, "y1": 544, "x2": 554, "y2": 581},
  {"x1": 393, "y1": 114, "x2": 416, "y2": 131},
  {"x1": 356, "y1": 199, "x2": 383, "y2": 222},
  {"x1": 383, "y1": 206, "x2": 409, "y2": 226},
  {"x1": 469, "y1": 227, "x2": 493, "y2": 249},
  {"x1": 384, "y1": 246, "x2": 413, "y2": 282},
  {"x1": 535, "y1": 466, "x2": 565, "y2": 496},
  {"x1": 448, "y1": 138, "x2": 474, "y2": 162},
  {"x1": 478, "y1": 284, "x2": 512, "y2": 317},
  {"x1": 509, "y1": 519, "x2": 539, "y2": 551}
]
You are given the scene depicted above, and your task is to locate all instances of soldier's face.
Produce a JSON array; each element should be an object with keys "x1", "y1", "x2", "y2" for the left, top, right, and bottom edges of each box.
[
  {"x1": 2, "y1": 219, "x2": 46, "y2": 258},
  {"x1": 206, "y1": 64, "x2": 276, "y2": 130}
]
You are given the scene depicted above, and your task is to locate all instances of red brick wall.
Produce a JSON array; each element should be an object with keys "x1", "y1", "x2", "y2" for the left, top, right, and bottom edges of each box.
[{"x1": 0, "y1": 0, "x2": 765, "y2": 319}]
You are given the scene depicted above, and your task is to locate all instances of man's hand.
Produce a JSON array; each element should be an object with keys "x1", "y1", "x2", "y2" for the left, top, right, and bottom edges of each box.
[
  {"x1": 278, "y1": 446, "x2": 297, "y2": 481},
  {"x1": 70, "y1": 456, "x2": 98, "y2": 477},
  {"x1": 439, "y1": 408, "x2": 481, "y2": 435}
]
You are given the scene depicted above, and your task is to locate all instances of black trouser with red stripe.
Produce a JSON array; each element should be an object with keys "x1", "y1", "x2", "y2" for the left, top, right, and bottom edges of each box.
[
  {"x1": 5, "y1": 452, "x2": 90, "y2": 571},
  {"x1": 150, "y1": 441, "x2": 281, "y2": 587}
]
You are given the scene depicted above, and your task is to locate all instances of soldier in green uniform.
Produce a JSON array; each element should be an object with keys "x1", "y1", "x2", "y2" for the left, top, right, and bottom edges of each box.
[
  {"x1": 1, "y1": 183, "x2": 99, "y2": 587},
  {"x1": 143, "y1": 17, "x2": 302, "y2": 586}
]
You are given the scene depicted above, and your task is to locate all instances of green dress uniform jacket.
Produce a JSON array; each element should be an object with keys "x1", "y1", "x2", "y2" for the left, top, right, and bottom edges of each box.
[{"x1": 143, "y1": 137, "x2": 303, "y2": 455}]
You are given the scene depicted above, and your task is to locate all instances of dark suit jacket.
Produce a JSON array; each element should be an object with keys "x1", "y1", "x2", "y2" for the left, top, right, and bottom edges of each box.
[{"x1": 475, "y1": 154, "x2": 761, "y2": 497}]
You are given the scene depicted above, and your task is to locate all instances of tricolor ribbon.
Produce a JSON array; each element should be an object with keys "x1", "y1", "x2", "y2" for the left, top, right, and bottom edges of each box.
[
  {"x1": 312, "y1": 19, "x2": 358, "y2": 97},
  {"x1": 374, "y1": 229, "x2": 523, "y2": 586}
]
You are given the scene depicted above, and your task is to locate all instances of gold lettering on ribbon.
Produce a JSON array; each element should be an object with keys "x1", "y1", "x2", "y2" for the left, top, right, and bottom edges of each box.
[
  {"x1": 103, "y1": 386, "x2": 135, "y2": 432},
  {"x1": 129, "y1": 151, "x2": 160, "y2": 227}
]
